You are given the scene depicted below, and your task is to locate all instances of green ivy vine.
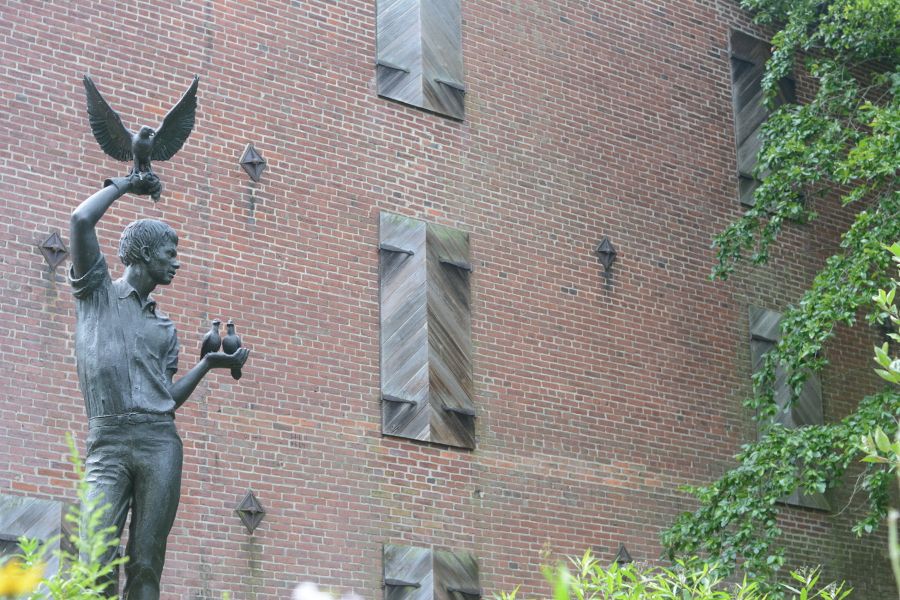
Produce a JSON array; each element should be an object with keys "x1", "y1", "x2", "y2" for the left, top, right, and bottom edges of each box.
[{"x1": 662, "y1": 0, "x2": 900, "y2": 591}]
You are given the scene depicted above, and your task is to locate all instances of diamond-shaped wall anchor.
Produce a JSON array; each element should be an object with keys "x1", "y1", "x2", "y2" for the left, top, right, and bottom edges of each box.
[
  {"x1": 613, "y1": 543, "x2": 633, "y2": 565},
  {"x1": 239, "y1": 144, "x2": 267, "y2": 182},
  {"x1": 594, "y1": 237, "x2": 617, "y2": 272},
  {"x1": 235, "y1": 490, "x2": 265, "y2": 534},
  {"x1": 38, "y1": 231, "x2": 68, "y2": 270}
]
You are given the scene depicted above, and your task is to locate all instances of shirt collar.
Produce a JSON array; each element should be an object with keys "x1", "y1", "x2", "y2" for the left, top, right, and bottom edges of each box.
[{"x1": 113, "y1": 278, "x2": 157, "y2": 312}]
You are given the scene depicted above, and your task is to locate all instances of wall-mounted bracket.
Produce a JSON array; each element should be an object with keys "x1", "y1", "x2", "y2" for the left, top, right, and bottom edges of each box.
[
  {"x1": 38, "y1": 231, "x2": 68, "y2": 270},
  {"x1": 380, "y1": 243, "x2": 416, "y2": 255},
  {"x1": 239, "y1": 144, "x2": 267, "y2": 182},
  {"x1": 383, "y1": 394, "x2": 418, "y2": 406},
  {"x1": 235, "y1": 490, "x2": 265, "y2": 534},
  {"x1": 439, "y1": 257, "x2": 473, "y2": 271},
  {"x1": 384, "y1": 579, "x2": 421, "y2": 589}
]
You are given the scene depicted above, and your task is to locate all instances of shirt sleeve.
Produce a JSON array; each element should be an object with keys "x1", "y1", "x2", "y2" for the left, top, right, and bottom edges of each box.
[
  {"x1": 165, "y1": 328, "x2": 180, "y2": 380},
  {"x1": 68, "y1": 255, "x2": 111, "y2": 300}
]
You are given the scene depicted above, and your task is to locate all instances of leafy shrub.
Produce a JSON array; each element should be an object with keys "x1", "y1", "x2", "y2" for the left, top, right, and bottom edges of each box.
[
  {"x1": 8, "y1": 436, "x2": 124, "y2": 600},
  {"x1": 496, "y1": 550, "x2": 850, "y2": 600}
]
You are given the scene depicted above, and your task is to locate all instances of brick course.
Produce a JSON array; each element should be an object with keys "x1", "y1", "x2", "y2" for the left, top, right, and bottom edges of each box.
[{"x1": 0, "y1": 0, "x2": 891, "y2": 598}]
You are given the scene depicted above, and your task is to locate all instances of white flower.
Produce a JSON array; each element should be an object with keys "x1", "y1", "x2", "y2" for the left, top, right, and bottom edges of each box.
[{"x1": 293, "y1": 582, "x2": 332, "y2": 600}]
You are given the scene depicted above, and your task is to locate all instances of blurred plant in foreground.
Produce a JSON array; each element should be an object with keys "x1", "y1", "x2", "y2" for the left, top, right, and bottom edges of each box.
[
  {"x1": 292, "y1": 581, "x2": 362, "y2": 600},
  {"x1": 495, "y1": 549, "x2": 850, "y2": 600},
  {"x1": 10, "y1": 434, "x2": 123, "y2": 600},
  {"x1": 860, "y1": 241, "x2": 900, "y2": 598},
  {"x1": 0, "y1": 560, "x2": 44, "y2": 599}
]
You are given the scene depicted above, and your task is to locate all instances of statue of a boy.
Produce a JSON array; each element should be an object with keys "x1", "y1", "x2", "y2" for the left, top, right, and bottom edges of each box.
[{"x1": 69, "y1": 173, "x2": 249, "y2": 599}]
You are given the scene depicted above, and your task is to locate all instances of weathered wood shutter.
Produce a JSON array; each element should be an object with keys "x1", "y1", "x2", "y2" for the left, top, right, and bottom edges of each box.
[
  {"x1": 381, "y1": 213, "x2": 430, "y2": 442},
  {"x1": 0, "y1": 494, "x2": 68, "y2": 575},
  {"x1": 426, "y1": 222, "x2": 474, "y2": 448},
  {"x1": 749, "y1": 307, "x2": 828, "y2": 509},
  {"x1": 730, "y1": 31, "x2": 796, "y2": 206},
  {"x1": 376, "y1": 0, "x2": 465, "y2": 120},
  {"x1": 435, "y1": 549, "x2": 481, "y2": 600},
  {"x1": 384, "y1": 545, "x2": 433, "y2": 600},
  {"x1": 380, "y1": 212, "x2": 475, "y2": 448},
  {"x1": 383, "y1": 544, "x2": 480, "y2": 600}
]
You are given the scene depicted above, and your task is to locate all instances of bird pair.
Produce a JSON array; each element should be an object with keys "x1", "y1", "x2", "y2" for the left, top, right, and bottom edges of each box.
[{"x1": 200, "y1": 319, "x2": 243, "y2": 380}]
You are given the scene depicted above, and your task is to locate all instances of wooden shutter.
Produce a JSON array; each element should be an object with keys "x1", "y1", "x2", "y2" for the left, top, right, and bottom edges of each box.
[
  {"x1": 384, "y1": 545, "x2": 433, "y2": 600},
  {"x1": 749, "y1": 307, "x2": 828, "y2": 509},
  {"x1": 730, "y1": 31, "x2": 796, "y2": 206},
  {"x1": 0, "y1": 494, "x2": 68, "y2": 575},
  {"x1": 376, "y1": 0, "x2": 465, "y2": 120},
  {"x1": 383, "y1": 545, "x2": 480, "y2": 600},
  {"x1": 381, "y1": 212, "x2": 430, "y2": 442},
  {"x1": 426, "y1": 222, "x2": 475, "y2": 448},
  {"x1": 435, "y1": 549, "x2": 481, "y2": 600},
  {"x1": 380, "y1": 213, "x2": 475, "y2": 448}
]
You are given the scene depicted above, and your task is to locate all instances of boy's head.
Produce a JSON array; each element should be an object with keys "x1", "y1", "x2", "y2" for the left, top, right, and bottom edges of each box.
[{"x1": 118, "y1": 219, "x2": 178, "y2": 266}]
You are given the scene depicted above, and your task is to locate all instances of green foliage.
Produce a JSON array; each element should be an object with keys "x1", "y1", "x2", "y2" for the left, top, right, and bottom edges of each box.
[
  {"x1": 494, "y1": 550, "x2": 850, "y2": 600},
  {"x1": 665, "y1": 0, "x2": 899, "y2": 588},
  {"x1": 860, "y1": 245, "x2": 900, "y2": 597},
  {"x1": 666, "y1": 245, "x2": 900, "y2": 588},
  {"x1": 15, "y1": 435, "x2": 124, "y2": 600},
  {"x1": 713, "y1": 0, "x2": 899, "y2": 280},
  {"x1": 859, "y1": 425, "x2": 900, "y2": 597}
]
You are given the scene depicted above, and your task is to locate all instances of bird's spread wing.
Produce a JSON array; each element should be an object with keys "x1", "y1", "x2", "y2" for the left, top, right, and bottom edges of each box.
[
  {"x1": 83, "y1": 75, "x2": 133, "y2": 161},
  {"x1": 152, "y1": 76, "x2": 199, "y2": 161}
]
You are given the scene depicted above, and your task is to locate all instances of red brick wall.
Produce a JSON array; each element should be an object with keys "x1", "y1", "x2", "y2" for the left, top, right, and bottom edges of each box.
[{"x1": 0, "y1": 0, "x2": 891, "y2": 597}]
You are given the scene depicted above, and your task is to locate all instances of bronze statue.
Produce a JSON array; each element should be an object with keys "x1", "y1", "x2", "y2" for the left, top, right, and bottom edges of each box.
[
  {"x1": 222, "y1": 320, "x2": 243, "y2": 380},
  {"x1": 200, "y1": 319, "x2": 222, "y2": 359},
  {"x1": 72, "y1": 77, "x2": 248, "y2": 600},
  {"x1": 83, "y1": 75, "x2": 199, "y2": 200}
]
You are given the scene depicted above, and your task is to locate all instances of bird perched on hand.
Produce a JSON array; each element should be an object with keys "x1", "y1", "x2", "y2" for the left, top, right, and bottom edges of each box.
[
  {"x1": 83, "y1": 74, "x2": 199, "y2": 201},
  {"x1": 222, "y1": 320, "x2": 243, "y2": 380},
  {"x1": 200, "y1": 319, "x2": 222, "y2": 360}
]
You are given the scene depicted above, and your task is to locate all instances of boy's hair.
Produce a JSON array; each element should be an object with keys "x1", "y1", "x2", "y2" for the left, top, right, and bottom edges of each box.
[{"x1": 118, "y1": 219, "x2": 178, "y2": 266}]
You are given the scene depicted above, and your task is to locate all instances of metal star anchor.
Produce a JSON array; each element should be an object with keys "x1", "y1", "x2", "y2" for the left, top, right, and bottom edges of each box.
[
  {"x1": 235, "y1": 490, "x2": 265, "y2": 534},
  {"x1": 239, "y1": 144, "x2": 267, "y2": 182},
  {"x1": 38, "y1": 231, "x2": 68, "y2": 270}
]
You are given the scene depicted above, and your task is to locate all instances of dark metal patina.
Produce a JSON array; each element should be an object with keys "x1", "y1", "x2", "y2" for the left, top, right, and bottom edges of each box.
[
  {"x1": 594, "y1": 237, "x2": 618, "y2": 281},
  {"x1": 70, "y1": 76, "x2": 248, "y2": 600},
  {"x1": 235, "y1": 490, "x2": 265, "y2": 534},
  {"x1": 83, "y1": 75, "x2": 199, "y2": 201},
  {"x1": 38, "y1": 231, "x2": 68, "y2": 270},
  {"x1": 239, "y1": 144, "x2": 267, "y2": 182}
]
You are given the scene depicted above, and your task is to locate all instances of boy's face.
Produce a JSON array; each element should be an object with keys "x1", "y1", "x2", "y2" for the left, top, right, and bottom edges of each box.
[{"x1": 144, "y1": 239, "x2": 180, "y2": 286}]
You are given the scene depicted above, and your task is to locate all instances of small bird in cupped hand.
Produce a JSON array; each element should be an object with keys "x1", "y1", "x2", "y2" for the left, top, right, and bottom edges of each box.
[
  {"x1": 200, "y1": 319, "x2": 221, "y2": 359},
  {"x1": 222, "y1": 320, "x2": 243, "y2": 380}
]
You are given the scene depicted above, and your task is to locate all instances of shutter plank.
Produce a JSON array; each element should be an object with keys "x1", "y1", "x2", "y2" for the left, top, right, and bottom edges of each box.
[
  {"x1": 772, "y1": 363, "x2": 794, "y2": 428},
  {"x1": 377, "y1": 0, "x2": 464, "y2": 119},
  {"x1": 421, "y1": 0, "x2": 465, "y2": 119},
  {"x1": 794, "y1": 371, "x2": 824, "y2": 426},
  {"x1": 731, "y1": 30, "x2": 771, "y2": 65},
  {"x1": 435, "y1": 549, "x2": 480, "y2": 600},
  {"x1": 381, "y1": 213, "x2": 430, "y2": 441},
  {"x1": 377, "y1": 0, "x2": 424, "y2": 108},
  {"x1": 730, "y1": 31, "x2": 795, "y2": 206},
  {"x1": 749, "y1": 306, "x2": 781, "y2": 342},
  {"x1": 734, "y1": 84, "x2": 767, "y2": 146},
  {"x1": 736, "y1": 125, "x2": 763, "y2": 177},
  {"x1": 748, "y1": 308, "x2": 830, "y2": 510},
  {"x1": 791, "y1": 369, "x2": 830, "y2": 510},
  {"x1": 384, "y1": 545, "x2": 433, "y2": 600},
  {"x1": 739, "y1": 175, "x2": 758, "y2": 207},
  {"x1": 0, "y1": 494, "x2": 65, "y2": 574},
  {"x1": 427, "y1": 223, "x2": 475, "y2": 448}
]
